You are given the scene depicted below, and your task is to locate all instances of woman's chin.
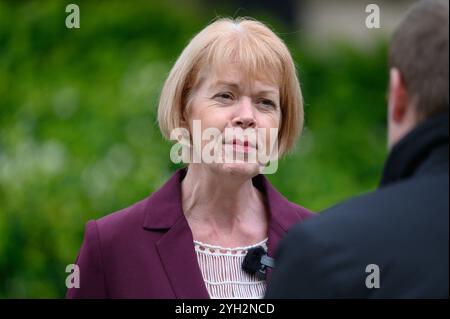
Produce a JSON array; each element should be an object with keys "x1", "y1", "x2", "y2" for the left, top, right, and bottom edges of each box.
[{"x1": 212, "y1": 161, "x2": 260, "y2": 178}]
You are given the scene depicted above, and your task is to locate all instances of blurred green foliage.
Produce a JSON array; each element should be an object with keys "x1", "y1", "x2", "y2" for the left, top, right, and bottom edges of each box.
[{"x1": 0, "y1": 0, "x2": 387, "y2": 297}]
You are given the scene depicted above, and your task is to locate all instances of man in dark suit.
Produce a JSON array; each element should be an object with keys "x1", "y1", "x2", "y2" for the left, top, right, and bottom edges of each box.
[{"x1": 266, "y1": 0, "x2": 449, "y2": 298}]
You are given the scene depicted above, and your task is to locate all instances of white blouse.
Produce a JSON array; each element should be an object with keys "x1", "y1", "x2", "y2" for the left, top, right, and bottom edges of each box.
[{"x1": 194, "y1": 238, "x2": 269, "y2": 299}]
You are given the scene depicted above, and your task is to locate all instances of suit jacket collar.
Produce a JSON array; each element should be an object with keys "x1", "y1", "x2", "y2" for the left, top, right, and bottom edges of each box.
[
  {"x1": 142, "y1": 168, "x2": 306, "y2": 298},
  {"x1": 380, "y1": 112, "x2": 449, "y2": 187}
]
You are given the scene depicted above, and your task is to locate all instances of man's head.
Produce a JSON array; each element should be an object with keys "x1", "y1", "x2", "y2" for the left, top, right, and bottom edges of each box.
[{"x1": 388, "y1": 0, "x2": 449, "y2": 148}]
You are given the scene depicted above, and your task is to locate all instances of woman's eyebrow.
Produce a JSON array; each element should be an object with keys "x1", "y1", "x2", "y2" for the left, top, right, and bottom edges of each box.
[
  {"x1": 209, "y1": 80, "x2": 240, "y2": 90},
  {"x1": 257, "y1": 89, "x2": 279, "y2": 96},
  {"x1": 208, "y1": 81, "x2": 279, "y2": 98}
]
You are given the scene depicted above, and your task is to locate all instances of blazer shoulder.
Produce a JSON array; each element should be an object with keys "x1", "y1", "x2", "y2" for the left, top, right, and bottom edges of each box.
[
  {"x1": 289, "y1": 201, "x2": 315, "y2": 221},
  {"x1": 94, "y1": 196, "x2": 151, "y2": 238}
]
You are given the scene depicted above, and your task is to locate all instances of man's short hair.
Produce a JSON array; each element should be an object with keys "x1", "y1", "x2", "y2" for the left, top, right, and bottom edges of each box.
[{"x1": 389, "y1": 0, "x2": 449, "y2": 120}]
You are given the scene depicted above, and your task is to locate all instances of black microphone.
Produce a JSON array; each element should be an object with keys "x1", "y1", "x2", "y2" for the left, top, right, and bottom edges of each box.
[{"x1": 242, "y1": 246, "x2": 275, "y2": 280}]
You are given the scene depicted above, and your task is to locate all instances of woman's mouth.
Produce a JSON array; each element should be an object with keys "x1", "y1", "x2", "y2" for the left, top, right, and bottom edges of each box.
[{"x1": 231, "y1": 138, "x2": 256, "y2": 153}]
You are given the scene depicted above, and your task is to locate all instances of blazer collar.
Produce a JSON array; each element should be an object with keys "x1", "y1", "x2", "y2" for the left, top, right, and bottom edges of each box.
[
  {"x1": 143, "y1": 168, "x2": 305, "y2": 232},
  {"x1": 142, "y1": 168, "x2": 305, "y2": 298},
  {"x1": 142, "y1": 169, "x2": 187, "y2": 230}
]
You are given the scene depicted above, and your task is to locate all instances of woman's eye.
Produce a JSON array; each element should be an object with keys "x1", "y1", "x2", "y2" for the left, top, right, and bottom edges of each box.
[
  {"x1": 214, "y1": 92, "x2": 234, "y2": 100},
  {"x1": 259, "y1": 99, "x2": 276, "y2": 108}
]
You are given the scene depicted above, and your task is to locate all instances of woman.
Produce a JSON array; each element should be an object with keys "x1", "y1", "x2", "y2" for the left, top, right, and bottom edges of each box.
[{"x1": 67, "y1": 17, "x2": 313, "y2": 299}]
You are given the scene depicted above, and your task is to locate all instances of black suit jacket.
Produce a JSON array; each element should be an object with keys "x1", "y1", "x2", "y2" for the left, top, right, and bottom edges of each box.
[{"x1": 266, "y1": 113, "x2": 449, "y2": 298}]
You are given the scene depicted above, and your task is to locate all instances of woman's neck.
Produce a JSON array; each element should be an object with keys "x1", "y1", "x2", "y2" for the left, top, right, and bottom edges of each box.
[{"x1": 181, "y1": 164, "x2": 269, "y2": 246}]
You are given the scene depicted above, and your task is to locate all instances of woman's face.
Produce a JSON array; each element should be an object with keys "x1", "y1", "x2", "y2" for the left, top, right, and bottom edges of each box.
[{"x1": 184, "y1": 63, "x2": 281, "y2": 178}]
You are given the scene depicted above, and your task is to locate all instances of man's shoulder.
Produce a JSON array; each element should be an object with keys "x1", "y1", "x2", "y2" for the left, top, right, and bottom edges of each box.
[
  {"x1": 288, "y1": 171, "x2": 449, "y2": 242},
  {"x1": 277, "y1": 173, "x2": 449, "y2": 298},
  {"x1": 331, "y1": 171, "x2": 448, "y2": 219}
]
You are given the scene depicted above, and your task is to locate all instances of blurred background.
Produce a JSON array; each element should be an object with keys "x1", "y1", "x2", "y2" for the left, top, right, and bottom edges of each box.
[{"x1": 0, "y1": 0, "x2": 417, "y2": 298}]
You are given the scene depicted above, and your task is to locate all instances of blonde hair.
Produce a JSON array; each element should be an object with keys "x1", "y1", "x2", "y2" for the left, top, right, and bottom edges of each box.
[{"x1": 158, "y1": 17, "x2": 303, "y2": 155}]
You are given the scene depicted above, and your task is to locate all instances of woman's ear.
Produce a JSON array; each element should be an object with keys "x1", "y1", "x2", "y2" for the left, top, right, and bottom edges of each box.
[{"x1": 180, "y1": 108, "x2": 189, "y2": 129}]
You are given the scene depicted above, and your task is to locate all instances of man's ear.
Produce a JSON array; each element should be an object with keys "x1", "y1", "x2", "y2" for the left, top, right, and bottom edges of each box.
[{"x1": 388, "y1": 68, "x2": 409, "y2": 123}]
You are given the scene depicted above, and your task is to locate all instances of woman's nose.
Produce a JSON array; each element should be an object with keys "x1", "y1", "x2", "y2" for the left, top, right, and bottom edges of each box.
[{"x1": 232, "y1": 97, "x2": 256, "y2": 129}]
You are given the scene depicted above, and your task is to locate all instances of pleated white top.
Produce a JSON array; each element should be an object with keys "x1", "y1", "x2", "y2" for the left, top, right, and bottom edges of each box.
[{"x1": 194, "y1": 238, "x2": 268, "y2": 299}]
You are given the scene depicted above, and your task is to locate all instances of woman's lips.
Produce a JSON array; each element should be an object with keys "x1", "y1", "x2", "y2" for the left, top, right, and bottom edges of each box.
[{"x1": 229, "y1": 139, "x2": 256, "y2": 153}]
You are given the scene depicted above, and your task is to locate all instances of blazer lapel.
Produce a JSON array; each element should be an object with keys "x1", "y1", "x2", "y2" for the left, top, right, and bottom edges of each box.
[
  {"x1": 156, "y1": 216, "x2": 210, "y2": 298},
  {"x1": 252, "y1": 174, "x2": 312, "y2": 281},
  {"x1": 142, "y1": 169, "x2": 209, "y2": 298}
]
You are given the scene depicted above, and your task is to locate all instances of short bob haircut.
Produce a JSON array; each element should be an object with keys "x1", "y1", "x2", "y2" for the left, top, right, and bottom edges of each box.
[{"x1": 158, "y1": 17, "x2": 303, "y2": 155}]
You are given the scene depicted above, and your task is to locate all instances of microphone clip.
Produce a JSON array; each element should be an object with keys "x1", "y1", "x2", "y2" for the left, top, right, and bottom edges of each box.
[{"x1": 242, "y1": 246, "x2": 275, "y2": 280}]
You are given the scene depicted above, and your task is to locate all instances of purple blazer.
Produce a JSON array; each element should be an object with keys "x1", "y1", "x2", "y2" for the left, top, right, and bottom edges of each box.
[{"x1": 66, "y1": 169, "x2": 313, "y2": 298}]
